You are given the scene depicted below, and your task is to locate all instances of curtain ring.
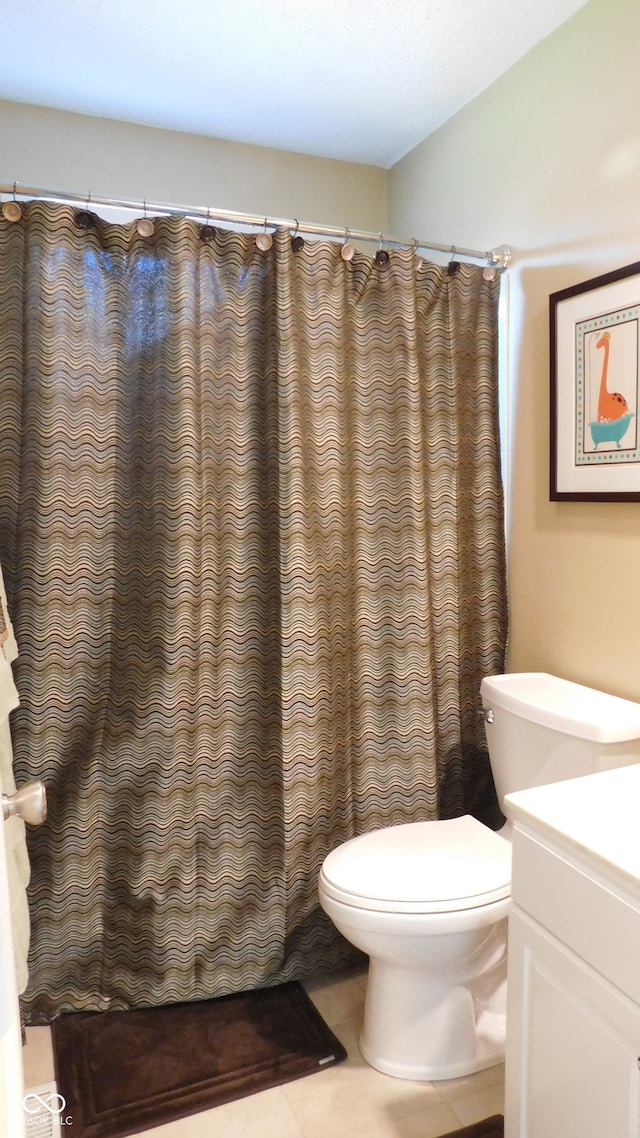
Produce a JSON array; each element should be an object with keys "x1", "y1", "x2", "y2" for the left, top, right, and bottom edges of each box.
[
  {"x1": 76, "y1": 191, "x2": 95, "y2": 230},
  {"x1": 375, "y1": 233, "x2": 389, "y2": 266},
  {"x1": 2, "y1": 181, "x2": 21, "y2": 223},
  {"x1": 256, "y1": 218, "x2": 273, "y2": 252},
  {"x1": 483, "y1": 261, "x2": 497, "y2": 281},
  {"x1": 291, "y1": 219, "x2": 304, "y2": 252},
  {"x1": 201, "y1": 207, "x2": 215, "y2": 243},
  {"x1": 340, "y1": 226, "x2": 355, "y2": 262},
  {"x1": 136, "y1": 199, "x2": 155, "y2": 238}
]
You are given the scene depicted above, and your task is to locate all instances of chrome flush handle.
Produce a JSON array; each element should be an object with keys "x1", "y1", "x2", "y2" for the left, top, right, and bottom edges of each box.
[
  {"x1": 2, "y1": 781, "x2": 47, "y2": 826},
  {"x1": 477, "y1": 707, "x2": 494, "y2": 725}
]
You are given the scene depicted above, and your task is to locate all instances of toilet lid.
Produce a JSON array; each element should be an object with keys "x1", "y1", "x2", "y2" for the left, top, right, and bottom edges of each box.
[{"x1": 320, "y1": 816, "x2": 511, "y2": 914}]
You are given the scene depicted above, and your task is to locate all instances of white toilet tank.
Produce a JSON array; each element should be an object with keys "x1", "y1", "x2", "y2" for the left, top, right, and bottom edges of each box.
[{"x1": 480, "y1": 672, "x2": 640, "y2": 813}]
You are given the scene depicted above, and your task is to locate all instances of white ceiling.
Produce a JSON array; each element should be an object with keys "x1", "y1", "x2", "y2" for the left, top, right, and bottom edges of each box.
[{"x1": 2, "y1": 0, "x2": 588, "y2": 169}]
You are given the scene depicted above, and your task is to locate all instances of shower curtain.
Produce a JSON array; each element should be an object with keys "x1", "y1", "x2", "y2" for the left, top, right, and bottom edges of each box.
[{"x1": 0, "y1": 203, "x2": 507, "y2": 1022}]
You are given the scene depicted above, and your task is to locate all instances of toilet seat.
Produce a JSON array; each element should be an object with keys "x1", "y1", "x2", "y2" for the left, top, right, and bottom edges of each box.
[{"x1": 320, "y1": 815, "x2": 511, "y2": 915}]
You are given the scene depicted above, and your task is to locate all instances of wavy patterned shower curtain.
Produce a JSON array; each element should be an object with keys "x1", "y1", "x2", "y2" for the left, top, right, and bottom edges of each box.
[{"x1": 0, "y1": 203, "x2": 507, "y2": 1022}]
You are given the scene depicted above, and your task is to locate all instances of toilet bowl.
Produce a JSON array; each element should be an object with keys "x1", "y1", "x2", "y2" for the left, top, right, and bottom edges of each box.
[{"x1": 318, "y1": 814, "x2": 511, "y2": 1081}]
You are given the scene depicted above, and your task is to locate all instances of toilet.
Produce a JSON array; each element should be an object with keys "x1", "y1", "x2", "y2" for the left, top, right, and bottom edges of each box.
[{"x1": 318, "y1": 672, "x2": 640, "y2": 1081}]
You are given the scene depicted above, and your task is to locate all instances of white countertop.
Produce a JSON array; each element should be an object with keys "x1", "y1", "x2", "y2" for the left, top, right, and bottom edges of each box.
[{"x1": 505, "y1": 763, "x2": 640, "y2": 892}]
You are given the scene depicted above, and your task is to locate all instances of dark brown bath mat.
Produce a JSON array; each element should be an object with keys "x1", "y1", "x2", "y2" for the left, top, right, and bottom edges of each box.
[
  {"x1": 441, "y1": 1117, "x2": 504, "y2": 1138},
  {"x1": 51, "y1": 980, "x2": 347, "y2": 1138}
]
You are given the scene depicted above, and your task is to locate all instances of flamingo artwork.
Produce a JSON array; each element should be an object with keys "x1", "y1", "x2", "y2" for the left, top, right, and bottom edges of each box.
[
  {"x1": 588, "y1": 329, "x2": 634, "y2": 450},
  {"x1": 596, "y1": 331, "x2": 628, "y2": 421}
]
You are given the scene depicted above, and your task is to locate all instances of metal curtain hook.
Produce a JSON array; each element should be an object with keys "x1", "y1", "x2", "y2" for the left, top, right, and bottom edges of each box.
[
  {"x1": 256, "y1": 217, "x2": 273, "y2": 252},
  {"x1": 412, "y1": 238, "x2": 423, "y2": 272},
  {"x1": 375, "y1": 233, "x2": 389, "y2": 266},
  {"x1": 75, "y1": 190, "x2": 95, "y2": 230},
  {"x1": 447, "y1": 244, "x2": 460, "y2": 276},
  {"x1": 201, "y1": 207, "x2": 215, "y2": 243},
  {"x1": 136, "y1": 198, "x2": 155, "y2": 238},
  {"x1": 2, "y1": 181, "x2": 21, "y2": 223},
  {"x1": 291, "y1": 218, "x2": 304, "y2": 252},
  {"x1": 341, "y1": 226, "x2": 355, "y2": 262}
]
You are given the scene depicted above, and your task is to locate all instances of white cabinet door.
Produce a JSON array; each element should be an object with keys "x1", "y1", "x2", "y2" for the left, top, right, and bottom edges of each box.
[{"x1": 505, "y1": 907, "x2": 640, "y2": 1138}]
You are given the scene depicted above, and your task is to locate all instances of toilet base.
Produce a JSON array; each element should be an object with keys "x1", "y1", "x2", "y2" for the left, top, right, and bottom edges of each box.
[{"x1": 360, "y1": 952, "x2": 507, "y2": 1081}]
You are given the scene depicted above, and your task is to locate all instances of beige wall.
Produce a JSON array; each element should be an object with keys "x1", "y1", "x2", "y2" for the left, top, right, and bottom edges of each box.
[
  {"x1": 5, "y1": 0, "x2": 640, "y2": 703},
  {"x1": 0, "y1": 99, "x2": 387, "y2": 234},
  {"x1": 389, "y1": 0, "x2": 640, "y2": 702}
]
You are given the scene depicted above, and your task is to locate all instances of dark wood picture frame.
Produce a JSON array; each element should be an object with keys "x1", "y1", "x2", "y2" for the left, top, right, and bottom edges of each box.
[{"x1": 550, "y1": 260, "x2": 640, "y2": 501}]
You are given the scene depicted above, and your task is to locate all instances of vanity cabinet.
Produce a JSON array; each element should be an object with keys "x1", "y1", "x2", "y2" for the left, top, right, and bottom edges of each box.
[{"x1": 503, "y1": 765, "x2": 640, "y2": 1138}]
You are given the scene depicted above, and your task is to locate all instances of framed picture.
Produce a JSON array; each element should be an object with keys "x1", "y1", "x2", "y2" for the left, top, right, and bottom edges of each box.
[{"x1": 550, "y1": 260, "x2": 640, "y2": 501}]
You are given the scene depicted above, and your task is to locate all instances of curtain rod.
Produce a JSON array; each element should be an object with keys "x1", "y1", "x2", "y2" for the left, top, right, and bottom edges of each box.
[{"x1": 0, "y1": 182, "x2": 511, "y2": 270}]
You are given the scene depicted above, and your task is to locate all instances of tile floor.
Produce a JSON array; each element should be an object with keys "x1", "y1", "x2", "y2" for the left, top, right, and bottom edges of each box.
[{"x1": 22, "y1": 965, "x2": 504, "y2": 1138}]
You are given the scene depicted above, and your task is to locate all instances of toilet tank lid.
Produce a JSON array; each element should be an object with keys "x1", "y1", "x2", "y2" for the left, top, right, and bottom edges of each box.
[{"x1": 481, "y1": 672, "x2": 640, "y2": 743}]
